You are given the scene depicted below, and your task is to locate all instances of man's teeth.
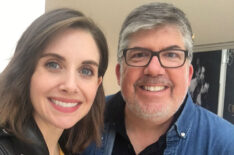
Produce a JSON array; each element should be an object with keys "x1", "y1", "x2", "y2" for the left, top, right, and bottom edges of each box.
[
  {"x1": 51, "y1": 99, "x2": 78, "y2": 107},
  {"x1": 143, "y1": 86, "x2": 165, "y2": 92}
]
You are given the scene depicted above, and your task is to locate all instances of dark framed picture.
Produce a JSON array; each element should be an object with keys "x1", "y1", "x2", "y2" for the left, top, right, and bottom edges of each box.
[
  {"x1": 189, "y1": 50, "x2": 222, "y2": 114},
  {"x1": 223, "y1": 49, "x2": 234, "y2": 124}
]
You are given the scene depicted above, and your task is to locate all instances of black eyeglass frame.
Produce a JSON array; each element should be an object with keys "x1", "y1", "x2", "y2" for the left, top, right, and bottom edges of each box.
[{"x1": 122, "y1": 47, "x2": 189, "y2": 68}]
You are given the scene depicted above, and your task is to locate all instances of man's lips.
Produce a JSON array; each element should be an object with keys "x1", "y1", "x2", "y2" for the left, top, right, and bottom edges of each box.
[
  {"x1": 142, "y1": 85, "x2": 167, "y2": 92},
  {"x1": 135, "y1": 75, "x2": 173, "y2": 92}
]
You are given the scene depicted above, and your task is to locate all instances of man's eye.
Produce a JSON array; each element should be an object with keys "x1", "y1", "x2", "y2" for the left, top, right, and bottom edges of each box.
[
  {"x1": 166, "y1": 53, "x2": 178, "y2": 57},
  {"x1": 80, "y1": 68, "x2": 94, "y2": 76},
  {"x1": 163, "y1": 52, "x2": 180, "y2": 58},
  {"x1": 45, "y1": 62, "x2": 61, "y2": 69},
  {"x1": 130, "y1": 51, "x2": 148, "y2": 59},
  {"x1": 133, "y1": 53, "x2": 144, "y2": 58}
]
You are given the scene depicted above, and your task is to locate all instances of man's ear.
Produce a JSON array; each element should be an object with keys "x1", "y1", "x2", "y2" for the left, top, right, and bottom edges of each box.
[
  {"x1": 188, "y1": 64, "x2": 194, "y2": 85},
  {"x1": 116, "y1": 64, "x2": 121, "y2": 86}
]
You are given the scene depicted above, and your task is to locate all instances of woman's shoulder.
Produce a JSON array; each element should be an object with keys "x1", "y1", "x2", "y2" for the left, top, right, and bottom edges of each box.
[
  {"x1": 0, "y1": 138, "x2": 15, "y2": 155},
  {"x1": 0, "y1": 129, "x2": 15, "y2": 155}
]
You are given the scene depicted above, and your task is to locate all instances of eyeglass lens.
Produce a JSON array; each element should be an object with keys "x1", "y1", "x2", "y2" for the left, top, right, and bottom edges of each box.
[{"x1": 125, "y1": 48, "x2": 186, "y2": 67}]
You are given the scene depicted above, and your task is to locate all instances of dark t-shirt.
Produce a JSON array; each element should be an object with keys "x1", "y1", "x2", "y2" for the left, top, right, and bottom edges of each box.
[{"x1": 106, "y1": 92, "x2": 185, "y2": 155}]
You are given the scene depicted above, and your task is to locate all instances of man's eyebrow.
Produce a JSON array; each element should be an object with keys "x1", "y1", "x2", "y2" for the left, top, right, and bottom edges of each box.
[
  {"x1": 132, "y1": 45, "x2": 185, "y2": 52},
  {"x1": 162, "y1": 45, "x2": 184, "y2": 51},
  {"x1": 40, "y1": 53, "x2": 65, "y2": 61}
]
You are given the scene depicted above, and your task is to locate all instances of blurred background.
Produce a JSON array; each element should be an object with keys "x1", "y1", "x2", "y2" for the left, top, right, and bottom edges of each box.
[
  {"x1": 1, "y1": 0, "x2": 234, "y2": 96},
  {"x1": 0, "y1": 0, "x2": 44, "y2": 71}
]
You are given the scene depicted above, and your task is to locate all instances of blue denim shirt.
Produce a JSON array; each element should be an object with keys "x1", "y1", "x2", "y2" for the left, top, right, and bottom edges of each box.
[{"x1": 82, "y1": 93, "x2": 234, "y2": 155}]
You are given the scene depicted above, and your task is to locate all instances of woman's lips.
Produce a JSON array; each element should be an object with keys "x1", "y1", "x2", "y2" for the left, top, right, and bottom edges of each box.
[
  {"x1": 51, "y1": 98, "x2": 78, "y2": 108},
  {"x1": 49, "y1": 97, "x2": 81, "y2": 113}
]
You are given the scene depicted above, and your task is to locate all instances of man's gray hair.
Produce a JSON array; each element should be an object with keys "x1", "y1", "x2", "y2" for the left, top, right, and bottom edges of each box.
[{"x1": 117, "y1": 2, "x2": 193, "y2": 63}]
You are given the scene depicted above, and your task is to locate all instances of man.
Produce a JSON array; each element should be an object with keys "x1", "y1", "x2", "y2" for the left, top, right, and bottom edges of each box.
[{"x1": 82, "y1": 2, "x2": 234, "y2": 155}]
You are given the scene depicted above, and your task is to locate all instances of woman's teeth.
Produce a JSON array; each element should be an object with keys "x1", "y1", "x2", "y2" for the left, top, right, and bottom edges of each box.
[{"x1": 51, "y1": 99, "x2": 78, "y2": 107}]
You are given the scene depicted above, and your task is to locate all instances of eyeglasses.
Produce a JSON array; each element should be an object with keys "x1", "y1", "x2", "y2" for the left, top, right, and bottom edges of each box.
[{"x1": 123, "y1": 47, "x2": 188, "y2": 68}]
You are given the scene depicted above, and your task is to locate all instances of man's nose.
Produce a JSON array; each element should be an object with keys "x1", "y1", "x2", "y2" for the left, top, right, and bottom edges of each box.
[{"x1": 144, "y1": 56, "x2": 166, "y2": 75}]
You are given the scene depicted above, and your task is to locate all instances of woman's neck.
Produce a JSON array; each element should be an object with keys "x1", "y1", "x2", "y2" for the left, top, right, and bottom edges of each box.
[
  {"x1": 42, "y1": 129, "x2": 62, "y2": 155},
  {"x1": 34, "y1": 116, "x2": 63, "y2": 155}
]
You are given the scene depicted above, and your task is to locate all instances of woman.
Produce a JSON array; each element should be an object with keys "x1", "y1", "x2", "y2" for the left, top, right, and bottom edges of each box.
[{"x1": 0, "y1": 8, "x2": 108, "y2": 155}]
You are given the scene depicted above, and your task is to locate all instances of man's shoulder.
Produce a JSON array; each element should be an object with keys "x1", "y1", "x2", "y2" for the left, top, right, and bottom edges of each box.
[
  {"x1": 105, "y1": 91, "x2": 122, "y2": 103},
  {"x1": 196, "y1": 104, "x2": 234, "y2": 128},
  {"x1": 105, "y1": 91, "x2": 124, "y2": 112},
  {"x1": 105, "y1": 94, "x2": 115, "y2": 102},
  {"x1": 198, "y1": 108, "x2": 234, "y2": 153},
  {"x1": 182, "y1": 95, "x2": 234, "y2": 130},
  {"x1": 177, "y1": 99, "x2": 234, "y2": 154},
  {"x1": 191, "y1": 104, "x2": 234, "y2": 148},
  {"x1": 104, "y1": 91, "x2": 126, "y2": 125},
  {"x1": 179, "y1": 96, "x2": 234, "y2": 140}
]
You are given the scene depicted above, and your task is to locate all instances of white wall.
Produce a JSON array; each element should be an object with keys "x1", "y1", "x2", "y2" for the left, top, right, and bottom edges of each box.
[{"x1": 0, "y1": 0, "x2": 45, "y2": 72}]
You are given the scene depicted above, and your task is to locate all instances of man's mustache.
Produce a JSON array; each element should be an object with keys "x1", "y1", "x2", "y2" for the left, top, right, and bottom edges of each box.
[{"x1": 134, "y1": 75, "x2": 173, "y2": 87}]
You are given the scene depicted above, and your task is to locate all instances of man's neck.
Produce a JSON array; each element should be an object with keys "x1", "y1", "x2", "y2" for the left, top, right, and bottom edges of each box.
[{"x1": 124, "y1": 107, "x2": 173, "y2": 154}]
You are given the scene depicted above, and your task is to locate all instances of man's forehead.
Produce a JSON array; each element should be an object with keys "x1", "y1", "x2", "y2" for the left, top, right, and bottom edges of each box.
[{"x1": 127, "y1": 25, "x2": 185, "y2": 50}]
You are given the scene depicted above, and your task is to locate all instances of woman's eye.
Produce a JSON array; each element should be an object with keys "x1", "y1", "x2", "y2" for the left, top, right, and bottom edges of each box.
[
  {"x1": 80, "y1": 67, "x2": 94, "y2": 76},
  {"x1": 45, "y1": 62, "x2": 61, "y2": 69}
]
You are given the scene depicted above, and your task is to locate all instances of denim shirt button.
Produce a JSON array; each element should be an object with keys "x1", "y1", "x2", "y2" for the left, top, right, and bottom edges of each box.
[{"x1": 180, "y1": 132, "x2": 186, "y2": 138}]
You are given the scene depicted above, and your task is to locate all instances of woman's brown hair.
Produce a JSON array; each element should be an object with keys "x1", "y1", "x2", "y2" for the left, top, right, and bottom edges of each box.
[{"x1": 0, "y1": 8, "x2": 108, "y2": 153}]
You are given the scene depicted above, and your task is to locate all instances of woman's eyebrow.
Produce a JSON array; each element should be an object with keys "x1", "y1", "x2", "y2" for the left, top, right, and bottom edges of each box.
[
  {"x1": 41, "y1": 53, "x2": 99, "y2": 67},
  {"x1": 40, "y1": 53, "x2": 65, "y2": 61},
  {"x1": 82, "y1": 60, "x2": 99, "y2": 67}
]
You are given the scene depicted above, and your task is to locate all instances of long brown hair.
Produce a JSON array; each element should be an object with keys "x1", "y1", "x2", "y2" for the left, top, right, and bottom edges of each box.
[{"x1": 0, "y1": 8, "x2": 108, "y2": 153}]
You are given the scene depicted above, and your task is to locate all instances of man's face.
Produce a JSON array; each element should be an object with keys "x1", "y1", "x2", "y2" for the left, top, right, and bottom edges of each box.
[{"x1": 116, "y1": 25, "x2": 193, "y2": 123}]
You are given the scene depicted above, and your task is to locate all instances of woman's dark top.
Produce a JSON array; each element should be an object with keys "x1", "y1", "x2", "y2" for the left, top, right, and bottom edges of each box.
[{"x1": 0, "y1": 118, "x2": 72, "y2": 155}]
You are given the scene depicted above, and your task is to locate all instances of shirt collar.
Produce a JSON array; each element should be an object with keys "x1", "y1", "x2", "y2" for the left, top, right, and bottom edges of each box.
[
  {"x1": 168, "y1": 93, "x2": 196, "y2": 138},
  {"x1": 105, "y1": 92, "x2": 194, "y2": 137}
]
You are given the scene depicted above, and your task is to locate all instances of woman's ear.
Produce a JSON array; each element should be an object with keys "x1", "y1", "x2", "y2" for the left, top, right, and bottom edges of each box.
[{"x1": 97, "y1": 76, "x2": 102, "y2": 86}]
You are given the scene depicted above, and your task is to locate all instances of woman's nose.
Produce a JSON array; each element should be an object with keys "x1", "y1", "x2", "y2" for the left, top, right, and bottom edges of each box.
[{"x1": 59, "y1": 72, "x2": 78, "y2": 94}]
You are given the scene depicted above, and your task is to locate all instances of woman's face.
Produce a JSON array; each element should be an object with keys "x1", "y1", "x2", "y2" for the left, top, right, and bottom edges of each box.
[{"x1": 30, "y1": 28, "x2": 102, "y2": 132}]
